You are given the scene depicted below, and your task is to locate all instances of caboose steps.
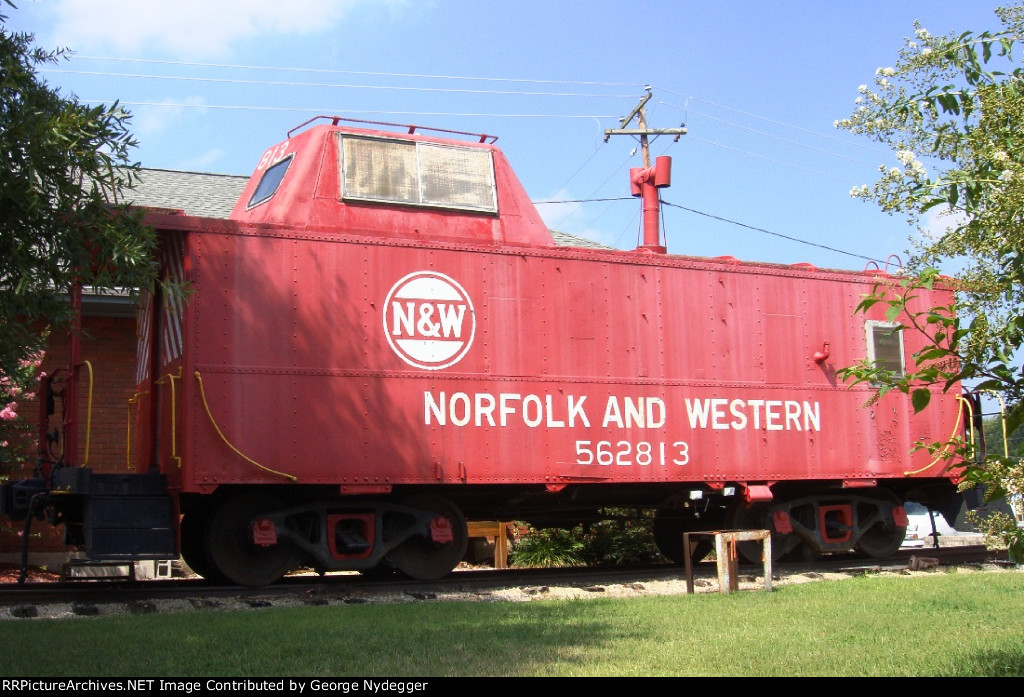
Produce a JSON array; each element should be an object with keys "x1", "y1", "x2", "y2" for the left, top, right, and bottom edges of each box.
[{"x1": 50, "y1": 471, "x2": 176, "y2": 561}]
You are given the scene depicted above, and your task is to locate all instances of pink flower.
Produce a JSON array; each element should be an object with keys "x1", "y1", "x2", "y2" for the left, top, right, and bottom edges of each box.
[
  {"x1": 18, "y1": 356, "x2": 43, "y2": 370},
  {"x1": 0, "y1": 403, "x2": 18, "y2": 421}
]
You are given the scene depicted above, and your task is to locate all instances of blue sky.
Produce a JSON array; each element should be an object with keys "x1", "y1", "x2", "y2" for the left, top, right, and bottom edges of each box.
[{"x1": 5, "y1": 1, "x2": 1012, "y2": 270}]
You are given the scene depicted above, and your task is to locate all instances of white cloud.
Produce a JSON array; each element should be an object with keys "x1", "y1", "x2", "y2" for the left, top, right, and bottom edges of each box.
[
  {"x1": 180, "y1": 148, "x2": 228, "y2": 172},
  {"x1": 43, "y1": 0, "x2": 405, "y2": 58},
  {"x1": 131, "y1": 97, "x2": 209, "y2": 137}
]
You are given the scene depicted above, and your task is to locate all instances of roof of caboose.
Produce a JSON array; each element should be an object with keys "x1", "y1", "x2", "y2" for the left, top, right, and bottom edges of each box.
[
  {"x1": 225, "y1": 120, "x2": 555, "y2": 248},
  {"x1": 125, "y1": 166, "x2": 610, "y2": 250}
]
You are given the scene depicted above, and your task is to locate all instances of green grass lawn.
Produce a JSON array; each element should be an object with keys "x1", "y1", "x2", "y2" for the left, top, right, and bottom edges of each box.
[{"x1": 1, "y1": 568, "x2": 1021, "y2": 677}]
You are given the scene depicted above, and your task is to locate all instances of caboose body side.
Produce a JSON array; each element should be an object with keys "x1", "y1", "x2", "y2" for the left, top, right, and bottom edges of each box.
[{"x1": 1, "y1": 119, "x2": 966, "y2": 585}]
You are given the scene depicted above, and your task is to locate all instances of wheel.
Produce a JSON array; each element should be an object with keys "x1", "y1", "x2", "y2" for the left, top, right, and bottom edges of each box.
[
  {"x1": 727, "y1": 500, "x2": 799, "y2": 564},
  {"x1": 204, "y1": 494, "x2": 303, "y2": 586},
  {"x1": 179, "y1": 509, "x2": 220, "y2": 581},
  {"x1": 387, "y1": 494, "x2": 468, "y2": 581},
  {"x1": 854, "y1": 494, "x2": 907, "y2": 558},
  {"x1": 653, "y1": 511, "x2": 712, "y2": 565}
]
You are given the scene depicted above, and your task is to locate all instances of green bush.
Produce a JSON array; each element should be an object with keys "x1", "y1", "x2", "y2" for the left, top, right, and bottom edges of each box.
[
  {"x1": 581, "y1": 514, "x2": 663, "y2": 566},
  {"x1": 509, "y1": 526, "x2": 586, "y2": 568},
  {"x1": 510, "y1": 509, "x2": 665, "y2": 568}
]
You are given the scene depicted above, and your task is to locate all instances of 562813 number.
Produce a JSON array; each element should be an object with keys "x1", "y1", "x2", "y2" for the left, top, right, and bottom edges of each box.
[{"x1": 574, "y1": 440, "x2": 689, "y2": 466}]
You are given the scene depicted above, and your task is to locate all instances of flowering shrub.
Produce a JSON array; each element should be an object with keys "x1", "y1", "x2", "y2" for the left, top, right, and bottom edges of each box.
[{"x1": 0, "y1": 350, "x2": 45, "y2": 477}]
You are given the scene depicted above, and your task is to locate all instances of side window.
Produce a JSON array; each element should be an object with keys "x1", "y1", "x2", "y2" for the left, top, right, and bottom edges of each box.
[
  {"x1": 865, "y1": 320, "x2": 905, "y2": 378},
  {"x1": 247, "y1": 154, "x2": 294, "y2": 209}
]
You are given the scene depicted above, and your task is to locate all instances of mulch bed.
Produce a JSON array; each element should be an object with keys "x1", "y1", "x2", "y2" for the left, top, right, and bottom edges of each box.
[{"x1": 0, "y1": 563, "x2": 61, "y2": 583}]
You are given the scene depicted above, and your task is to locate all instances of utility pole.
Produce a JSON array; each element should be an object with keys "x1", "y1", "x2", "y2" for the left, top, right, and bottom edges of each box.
[{"x1": 604, "y1": 87, "x2": 686, "y2": 253}]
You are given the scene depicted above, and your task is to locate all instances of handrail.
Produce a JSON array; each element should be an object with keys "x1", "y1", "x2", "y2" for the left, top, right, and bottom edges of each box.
[
  {"x1": 81, "y1": 360, "x2": 94, "y2": 467},
  {"x1": 287, "y1": 115, "x2": 498, "y2": 143},
  {"x1": 193, "y1": 371, "x2": 297, "y2": 482}
]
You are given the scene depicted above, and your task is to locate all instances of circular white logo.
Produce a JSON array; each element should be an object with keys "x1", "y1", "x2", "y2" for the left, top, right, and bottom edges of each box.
[{"x1": 383, "y1": 271, "x2": 476, "y2": 370}]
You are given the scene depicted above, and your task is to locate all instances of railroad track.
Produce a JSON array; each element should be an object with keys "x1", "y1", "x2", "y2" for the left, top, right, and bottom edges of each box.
[{"x1": 0, "y1": 545, "x2": 1008, "y2": 620}]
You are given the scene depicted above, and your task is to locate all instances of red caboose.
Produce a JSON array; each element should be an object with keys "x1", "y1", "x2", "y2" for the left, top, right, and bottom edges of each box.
[{"x1": 1, "y1": 118, "x2": 967, "y2": 585}]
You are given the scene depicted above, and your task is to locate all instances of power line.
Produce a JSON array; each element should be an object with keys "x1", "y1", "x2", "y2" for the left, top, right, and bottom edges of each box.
[
  {"x1": 60, "y1": 62, "x2": 883, "y2": 188},
  {"x1": 550, "y1": 151, "x2": 636, "y2": 232},
  {"x1": 688, "y1": 134, "x2": 857, "y2": 183},
  {"x1": 535, "y1": 197, "x2": 633, "y2": 204},
  {"x1": 75, "y1": 100, "x2": 623, "y2": 119},
  {"x1": 653, "y1": 88, "x2": 894, "y2": 157},
  {"x1": 681, "y1": 106, "x2": 880, "y2": 168},
  {"x1": 45, "y1": 68, "x2": 638, "y2": 99},
  {"x1": 538, "y1": 194, "x2": 887, "y2": 263},
  {"x1": 659, "y1": 199, "x2": 888, "y2": 264},
  {"x1": 69, "y1": 56, "x2": 646, "y2": 88}
]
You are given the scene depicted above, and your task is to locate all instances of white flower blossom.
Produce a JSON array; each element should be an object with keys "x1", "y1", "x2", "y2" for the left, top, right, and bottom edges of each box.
[
  {"x1": 994, "y1": 151, "x2": 1010, "y2": 163},
  {"x1": 858, "y1": 84, "x2": 868, "y2": 93},
  {"x1": 916, "y1": 27, "x2": 930, "y2": 40},
  {"x1": 894, "y1": 151, "x2": 926, "y2": 178}
]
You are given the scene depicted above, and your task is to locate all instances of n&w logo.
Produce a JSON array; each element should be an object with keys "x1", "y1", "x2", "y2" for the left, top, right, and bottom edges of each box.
[{"x1": 383, "y1": 271, "x2": 476, "y2": 370}]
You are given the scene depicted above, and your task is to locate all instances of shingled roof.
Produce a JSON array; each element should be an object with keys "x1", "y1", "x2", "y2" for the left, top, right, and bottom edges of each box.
[
  {"x1": 129, "y1": 168, "x2": 611, "y2": 250},
  {"x1": 127, "y1": 169, "x2": 250, "y2": 218}
]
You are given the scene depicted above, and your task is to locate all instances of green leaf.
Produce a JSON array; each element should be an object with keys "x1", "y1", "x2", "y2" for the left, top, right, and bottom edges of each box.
[{"x1": 0, "y1": 21, "x2": 156, "y2": 375}]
